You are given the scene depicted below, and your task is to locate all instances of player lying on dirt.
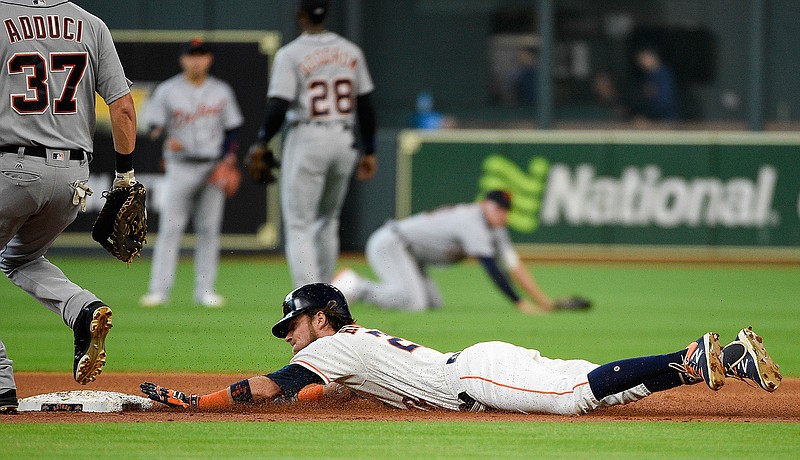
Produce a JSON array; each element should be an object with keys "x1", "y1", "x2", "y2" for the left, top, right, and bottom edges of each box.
[{"x1": 141, "y1": 283, "x2": 782, "y2": 414}]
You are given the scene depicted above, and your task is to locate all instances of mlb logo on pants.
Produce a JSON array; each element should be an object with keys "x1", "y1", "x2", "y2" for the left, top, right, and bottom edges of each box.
[{"x1": 52, "y1": 151, "x2": 66, "y2": 160}]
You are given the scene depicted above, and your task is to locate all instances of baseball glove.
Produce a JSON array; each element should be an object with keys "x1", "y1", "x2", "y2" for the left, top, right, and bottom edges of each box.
[
  {"x1": 92, "y1": 182, "x2": 147, "y2": 264},
  {"x1": 208, "y1": 154, "x2": 242, "y2": 198},
  {"x1": 554, "y1": 296, "x2": 592, "y2": 311},
  {"x1": 244, "y1": 141, "x2": 280, "y2": 184}
]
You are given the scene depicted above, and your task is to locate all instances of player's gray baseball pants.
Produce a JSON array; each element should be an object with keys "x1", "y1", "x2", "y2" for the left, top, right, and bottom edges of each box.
[
  {"x1": 359, "y1": 224, "x2": 443, "y2": 311},
  {"x1": 147, "y1": 157, "x2": 225, "y2": 300},
  {"x1": 0, "y1": 149, "x2": 100, "y2": 391},
  {"x1": 280, "y1": 123, "x2": 358, "y2": 287}
]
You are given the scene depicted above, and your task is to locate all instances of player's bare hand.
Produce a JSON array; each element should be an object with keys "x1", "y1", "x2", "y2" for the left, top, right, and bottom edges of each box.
[
  {"x1": 515, "y1": 299, "x2": 547, "y2": 315},
  {"x1": 167, "y1": 138, "x2": 184, "y2": 152},
  {"x1": 357, "y1": 155, "x2": 377, "y2": 181},
  {"x1": 140, "y1": 382, "x2": 196, "y2": 408}
]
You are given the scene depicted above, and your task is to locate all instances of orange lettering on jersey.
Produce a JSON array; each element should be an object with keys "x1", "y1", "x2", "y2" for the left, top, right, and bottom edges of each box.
[
  {"x1": 300, "y1": 46, "x2": 358, "y2": 76},
  {"x1": 63, "y1": 17, "x2": 74, "y2": 40},
  {"x1": 4, "y1": 19, "x2": 22, "y2": 44}
]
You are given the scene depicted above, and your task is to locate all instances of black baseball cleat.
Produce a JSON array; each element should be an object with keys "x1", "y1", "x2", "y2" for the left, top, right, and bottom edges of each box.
[
  {"x1": 73, "y1": 303, "x2": 113, "y2": 385},
  {"x1": 722, "y1": 326, "x2": 782, "y2": 392},
  {"x1": 0, "y1": 389, "x2": 18, "y2": 414}
]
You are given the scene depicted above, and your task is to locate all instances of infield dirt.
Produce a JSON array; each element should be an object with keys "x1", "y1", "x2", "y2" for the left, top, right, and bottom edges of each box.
[{"x1": 4, "y1": 373, "x2": 798, "y2": 423}]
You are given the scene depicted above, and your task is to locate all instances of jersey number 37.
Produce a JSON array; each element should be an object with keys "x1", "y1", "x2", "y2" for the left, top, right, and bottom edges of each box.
[{"x1": 7, "y1": 52, "x2": 88, "y2": 115}]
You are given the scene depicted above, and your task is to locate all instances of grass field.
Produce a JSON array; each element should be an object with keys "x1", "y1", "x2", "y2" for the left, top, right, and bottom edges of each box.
[{"x1": 1, "y1": 255, "x2": 799, "y2": 458}]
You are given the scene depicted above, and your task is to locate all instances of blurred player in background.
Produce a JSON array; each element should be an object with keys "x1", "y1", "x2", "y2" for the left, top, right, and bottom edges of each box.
[
  {"x1": 1, "y1": 0, "x2": 137, "y2": 413},
  {"x1": 332, "y1": 191, "x2": 589, "y2": 314},
  {"x1": 247, "y1": 0, "x2": 378, "y2": 287},
  {"x1": 142, "y1": 283, "x2": 782, "y2": 414},
  {"x1": 139, "y1": 39, "x2": 244, "y2": 308}
]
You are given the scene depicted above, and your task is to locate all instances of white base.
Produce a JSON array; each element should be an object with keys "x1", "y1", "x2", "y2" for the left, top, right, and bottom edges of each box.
[{"x1": 17, "y1": 390, "x2": 154, "y2": 412}]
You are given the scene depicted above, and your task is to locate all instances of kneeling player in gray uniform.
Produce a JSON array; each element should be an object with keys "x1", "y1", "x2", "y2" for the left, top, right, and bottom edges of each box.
[
  {"x1": 333, "y1": 190, "x2": 574, "y2": 314},
  {"x1": 141, "y1": 283, "x2": 781, "y2": 414},
  {"x1": 1, "y1": 0, "x2": 137, "y2": 413}
]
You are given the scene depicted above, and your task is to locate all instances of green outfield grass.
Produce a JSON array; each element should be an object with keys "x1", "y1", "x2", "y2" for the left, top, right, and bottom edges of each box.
[
  {"x1": 1, "y1": 256, "x2": 798, "y2": 458},
  {"x1": 3, "y1": 421, "x2": 799, "y2": 459},
  {"x1": 1, "y1": 257, "x2": 797, "y2": 374}
]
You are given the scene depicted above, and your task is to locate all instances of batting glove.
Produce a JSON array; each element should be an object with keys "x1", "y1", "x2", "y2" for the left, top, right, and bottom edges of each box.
[
  {"x1": 140, "y1": 382, "x2": 198, "y2": 408},
  {"x1": 113, "y1": 170, "x2": 137, "y2": 189}
]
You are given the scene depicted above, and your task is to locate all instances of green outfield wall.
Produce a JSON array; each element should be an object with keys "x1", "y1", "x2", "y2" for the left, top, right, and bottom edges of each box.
[{"x1": 398, "y1": 130, "x2": 800, "y2": 247}]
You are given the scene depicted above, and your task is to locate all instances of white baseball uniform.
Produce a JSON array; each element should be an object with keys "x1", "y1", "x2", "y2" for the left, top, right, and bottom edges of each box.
[
  {"x1": 144, "y1": 74, "x2": 243, "y2": 303},
  {"x1": 346, "y1": 203, "x2": 521, "y2": 310},
  {"x1": 0, "y1": 0, "x2": 131, "y2": 392},
  {"x1": 290, "y1": 325, "x2": 649, "y2": 414},
  {"x1": 268, "y1": 31, "x2": 374, "y2": 287}
]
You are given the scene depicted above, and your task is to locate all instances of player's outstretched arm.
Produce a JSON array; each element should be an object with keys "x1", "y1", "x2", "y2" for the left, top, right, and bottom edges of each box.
[
  {"x1": 508, "y1": 263, "x2": 555, "y2": 313},
  {"x1": 140, "y1": 375, "x2": 282, "y2": 409}
]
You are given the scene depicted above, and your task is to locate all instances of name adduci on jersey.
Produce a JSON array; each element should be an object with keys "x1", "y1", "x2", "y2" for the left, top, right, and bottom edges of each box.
[{"x1": 4, "y1": 15, "x2": 84, "y2": 44}]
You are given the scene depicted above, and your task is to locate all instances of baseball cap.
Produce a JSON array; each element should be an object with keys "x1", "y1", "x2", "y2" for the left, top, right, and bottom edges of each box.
[
  {"x1": 484, "y1": 190, "x2": 512, "y2": 209},
  {"x1": 296, "y1": 0, "x2": 329, "y2": 24},
  {"x1": 180, "y1": 38, "x2": 211, "y2": 55}
]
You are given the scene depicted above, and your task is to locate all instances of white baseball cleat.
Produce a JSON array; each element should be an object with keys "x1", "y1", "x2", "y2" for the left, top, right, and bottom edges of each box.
[
  {"x1": 139, "y1": 292, "x2": 167, "y2": 308},
  {"x1": 196, "y1": 292, "x2": 225, "y2": 308},
  {"x1": 332, "y1": 268, "x2": 361, "y2": 302}
]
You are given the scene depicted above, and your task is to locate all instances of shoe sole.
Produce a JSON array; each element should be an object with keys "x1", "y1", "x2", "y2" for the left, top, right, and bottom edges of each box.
[
  {"x1": 738, "y1": 327, "x2": 782, "y2": 392},
  {"x1": 0, "y1": 405, "x2": 18, "y2": 415},
  {"x1": 704, "y1": 332, "x2": 726, "y2": 391},
  {"x1": 74, "y1": 306, "x2": 113, "y2": 385}
]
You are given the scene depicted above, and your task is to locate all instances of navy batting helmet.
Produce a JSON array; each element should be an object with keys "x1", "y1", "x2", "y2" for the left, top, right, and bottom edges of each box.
[{"x1": 272, "y1": 283, "x2": 353, "y2": 338}]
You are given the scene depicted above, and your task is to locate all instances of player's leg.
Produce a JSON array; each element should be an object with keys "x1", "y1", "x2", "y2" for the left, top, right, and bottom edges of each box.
[
  {"x1": 315, "y1": 138, "x2": 359, "y2": 283},
  {"x1": 533, "y1": 350, "x2": 655, "y2": 407},
  {"x1": 281, "y1": 127, "x2": 327, "y2": 286},
  {"x1": 0, "y1": 339, "x2": 17, "y2": 413},
  {"x1": 453, "y1": 341, "x2": 595, "y2": 415},
  {"x1": 192, "y1": 179, "x2": 226, "y2": 305},
  {"x1": 2, "y1": 158, "x2": 112, "y2": 384},
  {"x1": 361, "y1": 225, "x2": 430, "y2": 310},
  {"x1": 1, "y1": 159, "x2": 100, "y2": 321},
  {"x1": 144, "y1": 161, "x2": 196, "y2": 301},
  {"x1": 587, "y1": 332, "x2": 725, "y2": 403}
]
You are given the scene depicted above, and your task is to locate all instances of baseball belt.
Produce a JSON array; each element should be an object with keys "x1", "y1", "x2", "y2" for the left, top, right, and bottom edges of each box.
[{"x1": 1, "y1": 145, "x2": 87, "y2": 161}]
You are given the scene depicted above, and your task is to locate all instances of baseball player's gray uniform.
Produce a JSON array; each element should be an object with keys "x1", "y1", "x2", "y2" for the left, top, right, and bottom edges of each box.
[
  {"x1": 1, "y1": 0, "x2": 134, "y2": 401},
  {"x1": 141, "y1": 58, "x2": 243, "y2": 307},
  {"x1": 266, "y1": 26, "x2": 376, "y2": 287},
  {"x1": 336, "y1": 203, "x2": 521, "y2": 311}
]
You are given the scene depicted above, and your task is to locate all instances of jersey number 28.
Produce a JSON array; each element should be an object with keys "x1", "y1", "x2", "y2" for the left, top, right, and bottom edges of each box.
[
  {"x1": 7, "y1": 52, "x2": 88, "y2": 115},
  {"x1": 308, "y1": 78, "x2": 353, "y2": 117}
]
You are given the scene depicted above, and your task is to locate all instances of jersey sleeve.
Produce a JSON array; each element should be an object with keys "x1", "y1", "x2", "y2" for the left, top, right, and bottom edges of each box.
[
  {"x1": 353, "y1": 47, "x2": 375, "y2": 96},
  {"x1": 222, "y1": 84, "x2": 245, "y2": 130},
  {"x1": 266, "y1": 364, "x2": 324, "y2": 399},
  {"x1": 93, "y1": 19, "x2": 131, "y2": 104},
  {"x1": 458, "y1": 208, "x2": 497, "y2": 258},
  {"x1": 494, "y1": 227, "x2": 521, "y2": 269},
  {"x1": 145, "y1": 83, "x2": 169, "y2": 129},
  {"x1": 266, "y1": 48, "x2": 298, "y2": 101}
]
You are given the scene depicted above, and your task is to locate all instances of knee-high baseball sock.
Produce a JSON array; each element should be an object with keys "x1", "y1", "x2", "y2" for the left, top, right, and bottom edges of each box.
[
  {"x1": 641, "y1": 371, "x2": 686, "y2": 393},
  {"x1": 588, "y1": 350, "x2": 686, "y2": 400}
]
